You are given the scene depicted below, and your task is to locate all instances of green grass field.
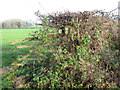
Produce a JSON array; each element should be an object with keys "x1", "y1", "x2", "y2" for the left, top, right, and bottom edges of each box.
[
  {"x1": 1, "y1": 29, "x2": 36, "y2": 45},
  {"x1": 1, "y1": 29, "x2": 36, "y2": 67}
]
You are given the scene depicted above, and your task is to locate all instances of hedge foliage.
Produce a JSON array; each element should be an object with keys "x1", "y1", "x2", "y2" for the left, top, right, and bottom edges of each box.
[{"x1": 2, "y1": 10, "x2": 120, "y2": 89}]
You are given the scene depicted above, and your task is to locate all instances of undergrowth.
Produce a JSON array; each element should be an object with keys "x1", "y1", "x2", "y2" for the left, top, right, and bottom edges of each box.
[{"x1": 2, "y1": 10, "x2": 120, "y2": 89}]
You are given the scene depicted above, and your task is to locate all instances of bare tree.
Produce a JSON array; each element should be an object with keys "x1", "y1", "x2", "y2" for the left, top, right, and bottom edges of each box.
[{"x1": 1, "y1": 19, "x2": 32, "y2": 29}]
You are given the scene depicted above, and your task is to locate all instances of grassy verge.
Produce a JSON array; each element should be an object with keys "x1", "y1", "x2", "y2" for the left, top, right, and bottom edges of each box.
[{"x1": 1, "y1": 29, "x2": 36, "y2": 67}]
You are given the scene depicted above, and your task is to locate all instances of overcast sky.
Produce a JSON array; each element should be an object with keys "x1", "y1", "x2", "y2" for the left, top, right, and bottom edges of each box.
[{"x1": 0, "y1": 0, "x2": 119, "y2": 22}]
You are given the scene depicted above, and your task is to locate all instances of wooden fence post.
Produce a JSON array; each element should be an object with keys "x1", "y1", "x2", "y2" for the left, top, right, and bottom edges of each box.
[
  {"x1": 118, "y1": 1, "x2": 120, "y2": 50},
  {"x1": 118, "y1": 1, "x2": 120, "y2": 20}
]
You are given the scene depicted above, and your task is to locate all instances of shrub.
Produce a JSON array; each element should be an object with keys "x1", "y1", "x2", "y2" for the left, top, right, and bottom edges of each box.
[{"x1": 4, "y1": 10, "x2": 119, "y2": 88}]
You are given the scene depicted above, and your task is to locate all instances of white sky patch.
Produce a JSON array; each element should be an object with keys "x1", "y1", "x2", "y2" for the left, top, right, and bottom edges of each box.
[{"x1": 0, "y1": 0, "x2": 119, "y2": 22}]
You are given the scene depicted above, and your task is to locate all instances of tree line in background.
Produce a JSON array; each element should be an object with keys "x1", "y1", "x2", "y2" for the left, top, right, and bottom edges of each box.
[{"x1": 0, "y1": 19, "x2": 33, "y2": 29}]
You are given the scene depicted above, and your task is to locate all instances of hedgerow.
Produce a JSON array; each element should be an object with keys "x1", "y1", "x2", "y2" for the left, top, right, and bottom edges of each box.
[{"x1": 2, "y1": 10, "x2": 120, "y2": 89}]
